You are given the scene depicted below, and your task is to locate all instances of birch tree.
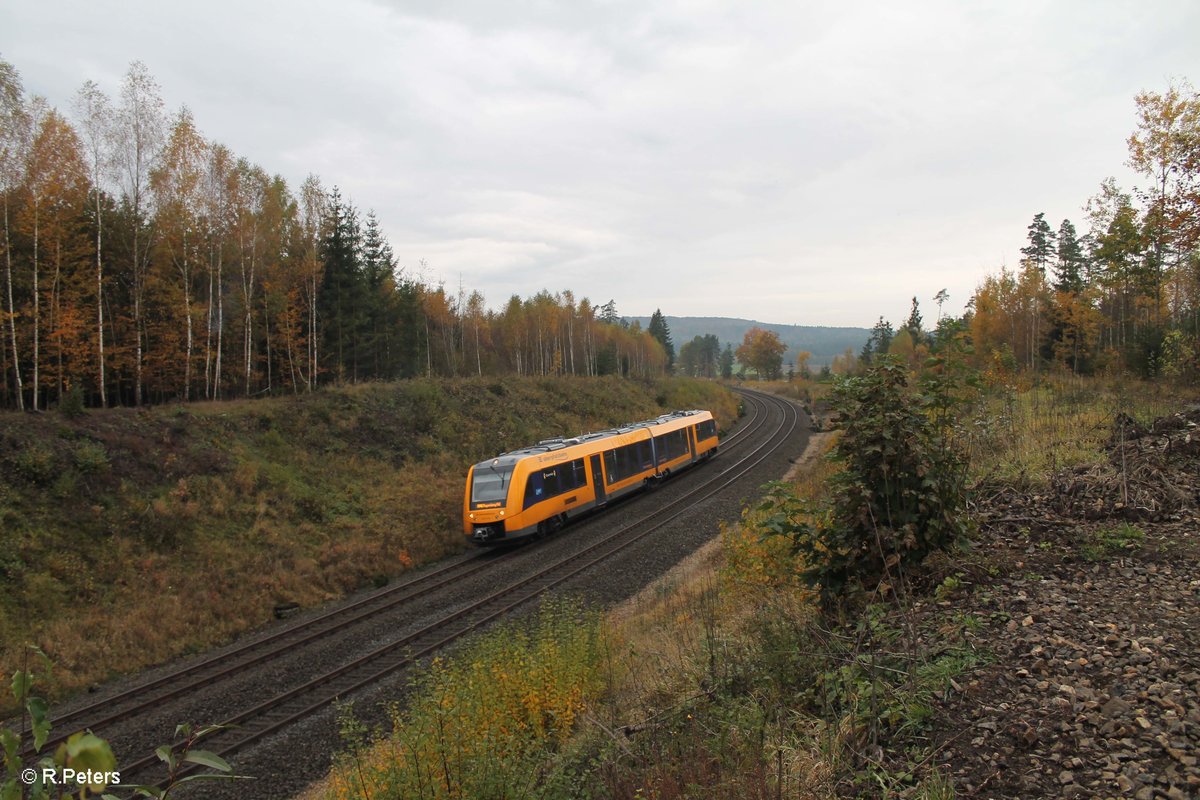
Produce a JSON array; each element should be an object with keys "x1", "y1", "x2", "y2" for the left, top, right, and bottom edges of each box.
[
  {"x1": 204, "y1": 143, "x2": 233, "y2": 398},
  {"x1": 116, "y1": 61, "x2": 165, "y2": 405},
  {"x1": 0, "y1": 58, "x2": 28, "y2": 409},
  {"x1": 298, "y1": 175, "x2": 325, "y2": 390},
  {"x1": 72, "y1": 80, "x2": 115, "y2": 406},
  {"x1": 151, "y1": 107, "x2": 207, "y2": 400}
]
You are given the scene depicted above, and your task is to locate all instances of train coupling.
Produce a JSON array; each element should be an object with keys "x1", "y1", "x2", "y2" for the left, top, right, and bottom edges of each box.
[{"x1": 471, "y1": 524, "x2": 504, "y2": 543}]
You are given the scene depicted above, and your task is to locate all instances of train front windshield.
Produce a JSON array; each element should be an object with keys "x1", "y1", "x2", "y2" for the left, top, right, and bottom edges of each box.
[{"x1": 471, "y1": 464, "x2": 514, "y2": 504}]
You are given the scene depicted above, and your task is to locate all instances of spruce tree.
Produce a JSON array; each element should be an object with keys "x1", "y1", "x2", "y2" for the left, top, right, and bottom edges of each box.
[
  {"x1": 317, "y1": 188, "x2": 366, "y2": 383},
  {"x1": 647, "y1": 309, "x2": 675, "y2": 371},
  {"x1": 719, "y1": 344, "x2": 734, "y2": 379},
  {"x1": 1054, "y1": 218, "x2": 1087, "y2": 293},
  {"x1": 904, "y1": 296, "x2": 923, "y2": 345},
  {"x1": 860, "y1": 317, "x2": 894, "y2": 364}
]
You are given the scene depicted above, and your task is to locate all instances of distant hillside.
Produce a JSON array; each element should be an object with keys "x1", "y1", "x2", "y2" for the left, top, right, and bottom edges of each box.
[{"x1": 627, "y1": 316, "x2": 870, "y2": 368}]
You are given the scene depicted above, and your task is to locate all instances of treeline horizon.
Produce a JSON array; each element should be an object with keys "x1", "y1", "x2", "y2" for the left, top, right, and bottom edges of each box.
[
  {"x1": 0, "y1": 57, "x2": 671, "y2": 412},
  {"x1": 847, "y1": 81, "x2": 1199, "y2": 382},
  {"x1": 966, "y1": 81, "x2": 1199, "y2": 379}
]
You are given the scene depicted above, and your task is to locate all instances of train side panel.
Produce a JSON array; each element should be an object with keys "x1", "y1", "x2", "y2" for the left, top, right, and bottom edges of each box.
[{"x1": 464, "y1": 410, "x2": 719, "y2": 546}]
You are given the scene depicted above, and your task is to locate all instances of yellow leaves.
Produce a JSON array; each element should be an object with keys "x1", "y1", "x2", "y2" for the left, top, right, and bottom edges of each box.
[{"x1": 325, "y1": 602, "x2": 604, "y2": 799}]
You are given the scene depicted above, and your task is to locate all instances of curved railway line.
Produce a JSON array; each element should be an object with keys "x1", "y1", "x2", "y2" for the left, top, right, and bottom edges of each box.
[{"x1": 14, "y1": 387, "x2": 804, "y2": 793}]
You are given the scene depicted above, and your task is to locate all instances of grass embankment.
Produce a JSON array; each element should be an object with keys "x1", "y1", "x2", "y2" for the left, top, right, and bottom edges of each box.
[
  {"x1": 965, "y1": 374, "x2": 1185, "y2": 482},
  {"x1": 0, "y1": 376, "x2": 738, "y2": 706},
  {"x1": 312, "y1": 374, "x2": 1194, "y2": 799}
]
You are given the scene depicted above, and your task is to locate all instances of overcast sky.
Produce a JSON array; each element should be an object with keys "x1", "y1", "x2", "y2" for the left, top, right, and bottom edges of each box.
[{"x1": 3, "y1": 1, "x2": 1198, "y2": 328}]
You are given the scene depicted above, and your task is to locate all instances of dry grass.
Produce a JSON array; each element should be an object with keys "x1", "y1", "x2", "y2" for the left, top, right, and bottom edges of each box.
[
  {"x1": 967, "y1": 374, "x2": 1190, "y2": 484},
  {"x1": 0, "y1": 376, "x2": 739, "y2": 711}
]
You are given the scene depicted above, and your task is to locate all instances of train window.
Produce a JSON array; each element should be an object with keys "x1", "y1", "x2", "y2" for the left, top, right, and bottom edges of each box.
[
  {"x1": 472, "y1": 465, "x2": 514, "y2": 504},
  {"x1": 655, "y1": 429, "x2": 689, "y2": 464},
  {"x1": 697, "y1": 420, "x2": 716, "y2": 441},
  {"x1": 542, "y1": 467, "x2": 562, "y2": 496},
  {"x1": 569, "y1": 459, "x2": 587, "y2": 489},
  {"x1": 524, "y1": 470, "x2": 545, "y2": 508},
  {"x1": 523, "y1": 460, "x2": 586, "y2": 508},
  {"x1": 604, "y1": 441, "x2": 646, "y2": 483}
]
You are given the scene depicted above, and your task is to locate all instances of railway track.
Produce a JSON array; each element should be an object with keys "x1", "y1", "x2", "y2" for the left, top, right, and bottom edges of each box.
[{"x1": 14, "y1": 388, "x2": 800, "y2": 791}]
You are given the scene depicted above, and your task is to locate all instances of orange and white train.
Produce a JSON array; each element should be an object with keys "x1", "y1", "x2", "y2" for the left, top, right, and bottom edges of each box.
[{"x1": 463, "y1": 410, "x2": 719, "y2": 545}]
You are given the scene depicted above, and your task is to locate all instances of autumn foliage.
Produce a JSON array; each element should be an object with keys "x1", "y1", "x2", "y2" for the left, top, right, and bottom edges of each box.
[
  {"x1": 735, "y1": 326, "x2": 786, "y2": 380},
  {"x1": 968, "y1": 82, "x2": 1200, "y2": 381},
  {"x1": 0, "y1": 58, "x2": 669, "y2": 412},
  {"x1": 323, "y1": 602, "x2": 605, "y2": 800}
]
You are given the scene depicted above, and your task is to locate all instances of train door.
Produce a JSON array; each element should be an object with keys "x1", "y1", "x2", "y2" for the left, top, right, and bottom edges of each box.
[
  {"x1": 590, "y1": 454, "x2": 607, "y2": 505},
  {"x1": 688, "y1": 426, "x2": 697, "y2": 462}
]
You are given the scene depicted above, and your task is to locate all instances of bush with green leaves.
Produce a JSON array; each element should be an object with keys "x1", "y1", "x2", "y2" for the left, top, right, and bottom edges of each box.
[
  {"x1": 781, "y1": 357, "x2": 971, "y2": 603},
  {"x1": 2, "y1": 647, "x2": 240, "y2": 800},
  {"x1": 2, "y1": 646, "x2": 118, "y2": 800}
]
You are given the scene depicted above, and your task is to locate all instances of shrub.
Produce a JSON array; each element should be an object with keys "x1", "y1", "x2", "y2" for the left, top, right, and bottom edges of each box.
[
  {"x1": 14, "y1": 445, "x2": 56, "y2": 485},
  {"x1": 73, "y1": 441, "x2": 110, "y2": 474},
  {"x1": 325, "y1": 601, "x2": 605, "y2": 799},
  {"x1": 58, "y1": 385, "x2": 86, "y2": 419},
  {"x1": 785, "y1": 358, "x2": 970, "y2": 603}
]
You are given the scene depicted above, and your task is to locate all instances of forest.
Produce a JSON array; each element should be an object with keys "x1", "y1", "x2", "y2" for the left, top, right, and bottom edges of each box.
[
  {"x1": 0, "y1": 57, "x2": 672, "y2": 412},
  {"x1": 855, "y1": 82, "x2": 1200, "y2": 382}
]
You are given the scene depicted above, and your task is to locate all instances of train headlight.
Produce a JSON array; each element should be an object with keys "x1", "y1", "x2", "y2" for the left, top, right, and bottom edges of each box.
[
  {"x1": 469, "y1": 513, "x2": 475, "y2": 520},
  {"x1": 499, "y1": 510, "x2": 505, "y2": 516}
]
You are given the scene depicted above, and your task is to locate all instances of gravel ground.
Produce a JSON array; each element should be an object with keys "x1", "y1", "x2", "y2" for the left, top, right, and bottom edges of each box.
[
  {"x1": 923, "y1": 407, "x2": 1200, "y2": 799},
  {"x1": 70, "y1": 388, "x2": 809, "y2": 800},
  {"x1": 929, "y1": 518, "x2": 1200, "y2": 799}
]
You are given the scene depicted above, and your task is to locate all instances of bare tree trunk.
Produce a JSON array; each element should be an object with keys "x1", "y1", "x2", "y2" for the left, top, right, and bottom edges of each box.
[
  {"x1": 134, "y1": 219, "x2": 143, "y2": 406},
  {"x1": 215, "y1": 250, "x2": 223, "y2": 399},
  {"x1": 94, "y1": 189, "x2": 106, "y2": 406},
  {"x1": 285, "y1": 301, "x2": 299, "y2": 392},
  {"x1": 309, "y1": 262, "x2": 316, "y2": 389},
  {"x1": 3, "y1": 197, "x2": 23, "y2": 410},
  {"x1": 263, "y1": 291, "x2": 271, "y2": 393},
  {"x1": 32, "y1": 206, "x2": 40, "y2": 411},
  {"x1": 204, "y1": 247, "x2": 213, "y2": 399},
  {"x1": 474, "y1": 315, "x2": 481, "y2": 376},
  {"x1": 182, "y1": 232, "x2": 193, "y2": 401},
  {"x1": 567, "y1": 313, "x2": 574, "y2": 375},
  {"x1": 52, "y1": 239, "x2": 62, "y2": 402}
]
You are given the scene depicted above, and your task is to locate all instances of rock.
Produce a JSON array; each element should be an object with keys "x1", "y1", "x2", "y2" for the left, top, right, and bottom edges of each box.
[{"x1": 1103, "y1": 696, "x2": 1133, "y2": 717}]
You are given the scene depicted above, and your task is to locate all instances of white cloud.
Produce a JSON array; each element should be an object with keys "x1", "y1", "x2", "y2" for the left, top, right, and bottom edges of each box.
[{"x1": 2, "y1": 1, "x2": 1199, "y2": 326}]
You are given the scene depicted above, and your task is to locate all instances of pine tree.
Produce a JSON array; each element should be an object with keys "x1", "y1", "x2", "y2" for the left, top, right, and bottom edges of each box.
[
  {"x1": 1020, "y1": 212, "x2": 1057, "y2": 274},
  {"x1": 599, "y1": 299, "x2": 619, "y2": 325}
]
